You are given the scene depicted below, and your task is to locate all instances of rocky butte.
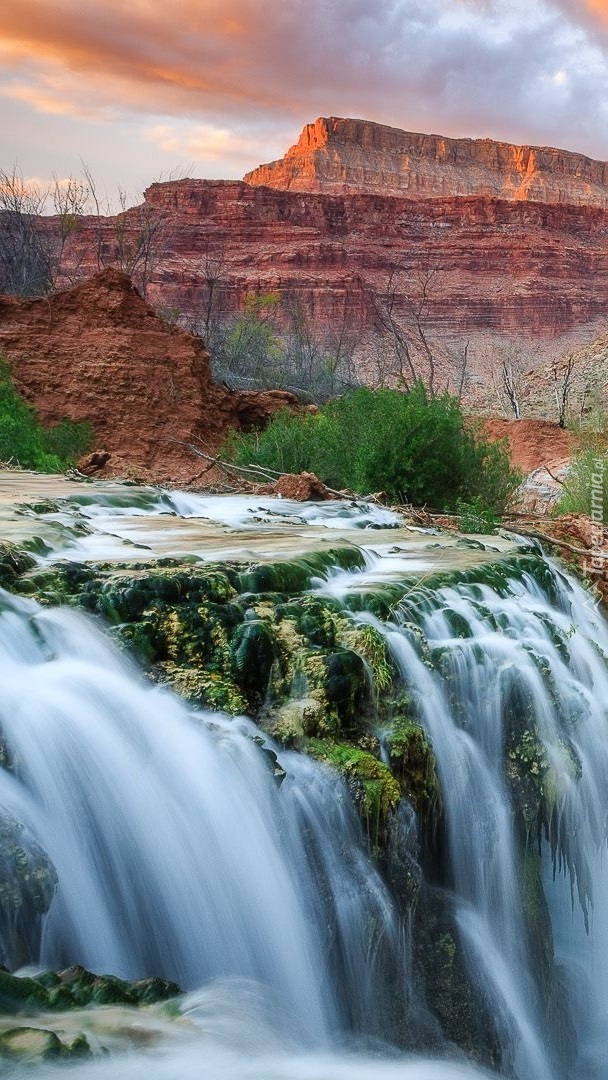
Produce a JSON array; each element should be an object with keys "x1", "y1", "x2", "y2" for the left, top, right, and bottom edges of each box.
[{"x1": 244, "y1": 116, "x2": 608, "y2": 206}]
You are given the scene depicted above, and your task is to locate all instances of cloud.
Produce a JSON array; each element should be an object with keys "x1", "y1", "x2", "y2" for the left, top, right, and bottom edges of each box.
[
  {"x1": 0, "y1": 0, "x2": 607, "y2": 187},
  {"x1": 143, "y1": 121, "x2": 287, "y2": 165}
]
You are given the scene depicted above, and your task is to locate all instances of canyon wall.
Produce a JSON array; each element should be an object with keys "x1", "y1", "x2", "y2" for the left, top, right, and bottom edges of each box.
[
  {"x1": 19, "y1": 117, "x2": 608, "y2": 347},
  {"x1": 245, "y1": 116, "x2": 608, "y2": 207},
  {"x1": 135, "y1": 180, "x2": 608, "y2": 339}
]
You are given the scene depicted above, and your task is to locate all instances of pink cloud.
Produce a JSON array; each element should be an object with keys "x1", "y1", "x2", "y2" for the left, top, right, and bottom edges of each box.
[{"x1": 1, "y1": 0, "x2": 608, "y2": 182}]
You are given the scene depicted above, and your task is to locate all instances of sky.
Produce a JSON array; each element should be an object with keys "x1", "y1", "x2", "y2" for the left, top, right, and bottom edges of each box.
[{"x1": 1, "y1": 0, "x2": 608, "y2": 207}]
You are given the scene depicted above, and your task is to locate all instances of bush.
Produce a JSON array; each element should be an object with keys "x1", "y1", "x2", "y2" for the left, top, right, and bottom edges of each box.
[
  {"x1": 0, "y1": 358, "x2": 92, "y2": 472},
  {"x1": 555, "y1": 449, "x2": 608, "y2": 520},
  {"x1": 225, "y1": 384, "x2": 521, "y2": 513},
  {"x1": 456, "y1": 497, "x2": 499, "y2": 534}
]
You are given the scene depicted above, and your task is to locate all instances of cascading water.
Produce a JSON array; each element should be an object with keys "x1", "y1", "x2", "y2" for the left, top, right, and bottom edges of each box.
[
  {"x1": 321, "y1": 551, "x2": 608, "y2": 1080},
  {"x1": 8, "y1": 480, "x2": 608, "y2": 1080},
  {"x1": 0, "y1": 589, "x2": 403, "y2": 1048}
]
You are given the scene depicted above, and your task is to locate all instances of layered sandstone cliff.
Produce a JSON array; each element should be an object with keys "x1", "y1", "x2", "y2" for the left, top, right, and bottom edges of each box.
[
  {"x1": 24, "y1": 117, "x2": 608, "y2": 348},
  {"x1": 136, "y1": 180, "x2": 608, "y2": 338},
  {"x1": 244, "y1": 117, "x2": 608, "y2": 207}
]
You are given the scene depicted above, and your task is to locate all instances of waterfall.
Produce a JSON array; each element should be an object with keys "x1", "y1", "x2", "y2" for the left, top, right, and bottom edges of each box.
[
  {"x1": 6, "y1": 522, "x2": 608, "y2": 1078},
  {"x1": 0, "y1": 589, "x2": 402, "y2": 1048},
  {"x1": 320, "y1": 552, "x2": 608, "y2": 1079}
]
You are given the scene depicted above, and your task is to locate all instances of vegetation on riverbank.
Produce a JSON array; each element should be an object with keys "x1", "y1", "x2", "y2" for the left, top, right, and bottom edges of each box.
[
  {"x1": 225, "y1": 384, "x2": 521, "y2": 513},
  {"x1": 0, "y1": 359, "x2": 91, "y2": 472}
]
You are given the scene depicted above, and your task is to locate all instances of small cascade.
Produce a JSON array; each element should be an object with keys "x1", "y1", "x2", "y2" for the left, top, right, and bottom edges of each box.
[{"x1": 0, "y1": 590, "x2": 403, "y2": 1047}]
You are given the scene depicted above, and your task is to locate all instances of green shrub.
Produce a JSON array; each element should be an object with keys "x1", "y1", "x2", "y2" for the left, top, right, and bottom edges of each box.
[
  {"x1": 0, "y1": 358, "x2": 92, "y2": 472},
  {"x1": 456, "y1": 496, "x2": 499, "y2": 534},
  {"x1": 555, "y1": 449, "x2": 608, "y2": 521},
  {"x1": 225, "y1": 384, "x2": 521, "y2": 513}
]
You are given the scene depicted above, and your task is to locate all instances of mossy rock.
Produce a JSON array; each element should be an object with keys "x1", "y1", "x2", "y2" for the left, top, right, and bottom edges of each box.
[
  {"x1": 15, "y1": 561, "x2": 98, "y2": 605},
  {"x1": 385, "y1": 717, "x2": 439, "y2": 823},
  {"x1": 237, "y1": 548, "x2": 365, "y2": 597},
  {"x1": 82, "y1": 568, "x2": 238, "y2": 625},
  {"x1": 263, "y1": 697, "x2": 326, "y2": 747},
  {"x1": 304, "y1": 737, "x2": 400, "y2": 851},
  {"x1": 0, "y1": 1024, "x2": 92, "y2": 1061},
  {"x1": 341, "y1": 621, "x2": 394, "y2": 693},
  {"x1": 0, "y1": 544, "x2": 36, "y2": 590},
  {"x1": 14, "y1": 499, "x2": 63, "y2": 516},
  {"x1": 413, "y1": 887, "x2": 502, "y2": 1070},
  {"x1": 323, "y1": 649, "x2": 369, "y2": 731},
  {"x1": 275, "y1": 595, "x2": 346, "y2": 649},
  {"x1": 0, "y1": 965, "x2": 180, "y2": 1014},
  {"x1": 229, "y1": 618, "x2": 277, "y2": 710},
  {"x1": 0, "y1": 814, "x2": 58, "y2": 970}
]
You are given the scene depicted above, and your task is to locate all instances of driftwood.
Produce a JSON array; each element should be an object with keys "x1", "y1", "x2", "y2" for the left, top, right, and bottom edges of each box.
[{"x1": 511, "y1": 526, "x2": 606, "y2": 561}]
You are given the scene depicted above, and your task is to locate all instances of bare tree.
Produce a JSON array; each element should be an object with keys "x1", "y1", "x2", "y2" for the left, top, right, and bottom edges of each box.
[
  {"x1": 78, "y1": 164, "x2": 167, "y2": 298},
  {"x1": 487, "y1": 343, "x2": 530, "y2": 419},
  {"x1": 196, "y1": 239, "x2": 228, "y2": 345},
  {"x1": 0, "y1": 168, "x2": 52, "y2": 296},
  {"x1": 0, "y1": 167, "x2": 91, "y2": 296},
  {"x1": 450, "y1": 339, "x2": 470, "y2": 403},
  {"x1": 106, "y1": 187, "x2": 165, "y2": 298},
  {"x1": 500, "y1": 359, "x2": 522, "y2": 419},
  {"x1": 371, "y1": 264, "x2": 445, "y2": 394},
  {"x1": 552, "y1": 353, "x2": 575, "y2": 429},
  {"x1": 79, "y1": 159, "x2": 105, "y2": 272}
]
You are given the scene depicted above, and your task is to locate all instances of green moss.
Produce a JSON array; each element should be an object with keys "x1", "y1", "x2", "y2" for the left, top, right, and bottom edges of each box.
[
  {"x1": 229, "y1": 619, "x2": 277, "y2": 710},
  {"x1": 386, "y1": 717, "x2": 438, "y2": 821},
  {"x1": 14, "y1": 562, "x2": 97, "y2": 605},
  {"x1": 341, "y1": 622, "x2": 394, "y2": 693},
  {"x1": 305, "y1": 737, "x2": 401, "y2": 850},
  {"x1": 237, "y1": 548, "x2": 365, "y2": 596},
  {"x1": 0, "y1": 966, "x2": 180, "y2": 1017},
  {"x1": 0, "y1": 543, "x2": 36, "y2": 590}
]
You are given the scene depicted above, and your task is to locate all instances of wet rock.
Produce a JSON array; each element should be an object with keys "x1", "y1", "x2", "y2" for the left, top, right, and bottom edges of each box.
[
  {"x1": 229, "y1": 619, "x2": 277, "y2": 710},
  {"x1": 76, "y1": 449, "x2": 111, "y2": 476},
  {"x1": 0, "y1": 543, "x2": 36, "y2": 590},
  {"x1": 264, "y1": 697, "x2": 325, "y2": 747},
  {"x1": 304, "y1": 737, "x2": 400, "y2": 852},
  {"x1": 414, "y1": 887, "x2": 502, "y2": 1071},
  {"x1": 0, "y1": 814, "x2": 58, "y2": 970},
  {"x1": 0, "y1": 965, "x2": 180, "y2": 1014},
  {"x1": 0, "y1": 1027, "x2": 66, "y2": 1061}
]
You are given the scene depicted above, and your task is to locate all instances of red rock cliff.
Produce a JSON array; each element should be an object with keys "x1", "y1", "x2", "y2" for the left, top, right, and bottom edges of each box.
[
  {"x1": 244, "y1": 116, "x2": 608, "y2": 207},
  {"x1": 135, "y1": 180, "x2": 608, "y2": 338},
  {"x1": 37, "y1": 118, "x2": 608, "y2": 345}
]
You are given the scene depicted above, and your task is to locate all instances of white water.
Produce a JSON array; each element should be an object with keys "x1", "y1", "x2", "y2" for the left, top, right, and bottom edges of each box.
[
  {"x1": 6, "y1": 524, "x2": 608, "y2": 1077},
  {"x1": 0, "y1": 590, "x2": 403, "y2": 1047},
  {"x1": 323, "y1": 555, "x2": 608, "y2": 1080}
]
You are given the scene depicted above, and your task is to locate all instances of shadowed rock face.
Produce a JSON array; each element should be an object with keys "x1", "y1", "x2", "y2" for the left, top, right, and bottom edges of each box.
[
  {"x1": 245, "y1": 116, "x2": 608, "y2": 206},
  {"x1": 0, "y1": 270, "x2": 299, "y2": 482}
]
